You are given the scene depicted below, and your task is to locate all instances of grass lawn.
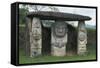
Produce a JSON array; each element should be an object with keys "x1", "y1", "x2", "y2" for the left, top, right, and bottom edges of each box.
[{"x1": 19, "y1": 47, "x2": 96, "y2": 64}]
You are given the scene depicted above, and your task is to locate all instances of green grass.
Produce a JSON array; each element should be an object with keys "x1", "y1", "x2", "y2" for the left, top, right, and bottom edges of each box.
[{"x1": 19, "y1": 48, "x2": 96, "y2": 64}]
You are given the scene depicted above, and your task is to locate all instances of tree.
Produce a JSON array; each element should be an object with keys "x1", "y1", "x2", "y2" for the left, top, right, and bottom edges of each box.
[
  {"x1": 28, "y1": 5, "x2": 59, "y2": 12},
  {"x1": 19, "y1": 6, "x2": 29, "y2": 25}
]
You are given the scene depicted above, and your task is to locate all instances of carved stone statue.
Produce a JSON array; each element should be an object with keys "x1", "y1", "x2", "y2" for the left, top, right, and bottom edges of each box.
[
  {"x1": 77, "y1": 21, "x2": 87, "y2": 55},
  {"x1": 51, "y1": 21, "x2": 68, "y2": 56},
  {"x1": 30, "y1": 17, "x2": 42, "y2": 57}
]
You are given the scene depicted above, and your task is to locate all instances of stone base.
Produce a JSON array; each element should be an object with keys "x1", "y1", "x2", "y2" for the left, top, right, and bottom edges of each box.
[
  {"x1": 77, "y1": 44, "x2": 87, "y2": 55},
  {"x1": 30, "y1": 48, "x2": 41, "y2": 57},
  {"x1": 51, "y1": 46, "x2": 66, "y2": 56}
]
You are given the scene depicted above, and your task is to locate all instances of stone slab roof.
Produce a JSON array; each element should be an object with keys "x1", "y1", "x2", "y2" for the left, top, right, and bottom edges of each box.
[{"x1": 26, "y1": 11, "x2": 91, "y2": 21}]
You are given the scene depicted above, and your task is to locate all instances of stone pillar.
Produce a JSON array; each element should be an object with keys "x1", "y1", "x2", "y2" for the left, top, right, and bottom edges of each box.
[
  {"x1": 77, "y1": 21, "x2": 87, "y2": 55},
  {"x1": 30, "y1": 17, "x2": 42, "y2": 57},
  {"x1": 51, "y1": 21, "x2": 68, "y2": 56}
]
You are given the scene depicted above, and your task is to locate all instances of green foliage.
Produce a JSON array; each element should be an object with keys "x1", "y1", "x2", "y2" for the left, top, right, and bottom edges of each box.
[
  {"x1": 19, "y1": 27, "x2": 25, "y2": 49},
  {"x1": 19, "y1": 7, "x2": 28, "y2": 24},
  {"x1": 87, "y1": 28, "x2": 96, "y2": 55},
  {"x1": 19, "y1": 7, "x2": 28, "y2": 48}
]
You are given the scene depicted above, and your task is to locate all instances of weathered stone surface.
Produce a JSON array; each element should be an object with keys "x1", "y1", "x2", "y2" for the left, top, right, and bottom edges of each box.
[
  {"x1": 77, "y1": 21, "x2": 87, "y2": 55},
  {"x1": 51, "y1": 21, "x2": 68, "y2": 56},
  {"x1": 30, "y1": 17, "x2": 42, "y2": 57},
  {"x1": 51, "y1": 46, "x2": 66, "y2": 56}
]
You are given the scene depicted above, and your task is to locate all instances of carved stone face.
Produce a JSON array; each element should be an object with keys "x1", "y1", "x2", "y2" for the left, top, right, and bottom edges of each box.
[
  {"x1": 53, "y1": 22, "x2": 67, "y2": 38},
  {"x1": 32, "y1": 18, "x2": 41, "y2": 39},
  {"x1": 79, "y1": 24, "x2": 86, "y2": 41},
  {"x1": 32, "y1": 18, "x2": 41, "y2": 29},
  {"x1": 79, "y1": 32, "x2": 86, "y2": 41}
]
